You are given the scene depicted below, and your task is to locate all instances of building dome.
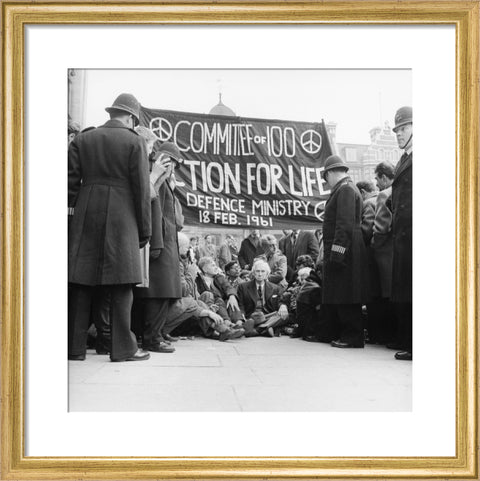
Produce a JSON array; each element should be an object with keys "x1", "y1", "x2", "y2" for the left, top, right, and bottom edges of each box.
[{"x1": 209, "y1": 93, "x2": 236, "y2": 117}]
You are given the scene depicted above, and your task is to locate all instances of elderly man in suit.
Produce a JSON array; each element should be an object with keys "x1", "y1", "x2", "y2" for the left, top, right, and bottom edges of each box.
[
  {"x1": 68, "y1": 93, "x2": 151, "y2": 362},
  {"x1": 237, "y1": 259, "x2": 289, "y2": 336},
  {"x1": 390, "y1": 107, "x2": 413, "y2": 361}
]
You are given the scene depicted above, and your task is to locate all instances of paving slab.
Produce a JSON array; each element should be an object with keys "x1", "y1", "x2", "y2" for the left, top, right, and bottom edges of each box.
[{"x1": 69, "y1": 337, "x2": 411, "y2": 412}]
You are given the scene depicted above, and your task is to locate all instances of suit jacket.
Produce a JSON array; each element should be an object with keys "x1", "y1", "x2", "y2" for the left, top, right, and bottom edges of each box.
[
  {"x1": 68, "y1": 119, "x2": 151, "y2": 285},
  {"x1": 391, "y1": 152, "x2": 412, "y2": 303},
  {"x1": 280, "y1": 231, "x2": 320, "y2": 270},
  {"x1": 322, "y1": 177, "x2": 369, "y2": 304},
  {"x1": 237, "y1": 279, "x2": 284, "y2": 319}
]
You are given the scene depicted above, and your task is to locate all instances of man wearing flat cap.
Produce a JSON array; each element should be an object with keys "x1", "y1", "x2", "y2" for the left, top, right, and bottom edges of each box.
[
  {"x1": 68, "y1": 93, "x2": 152, "y2": 362},
  {"x1": 321, "y1": 155, "x2": 369, "y2": 348},
  {"x1": 390, "y1": 106, "x2": 413, "y2": 361}
]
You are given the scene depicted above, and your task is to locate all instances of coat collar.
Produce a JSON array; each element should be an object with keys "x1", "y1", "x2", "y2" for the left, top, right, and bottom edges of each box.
[
  {"x1": 394, "y1": 152, "x2": 412, "y2": 181},
  {"x1": 330, "y1": 176, "x2": 351, "y2": 195},
  {"x1": 100, "y1": 119, "x2": 136, "y2": 132}
]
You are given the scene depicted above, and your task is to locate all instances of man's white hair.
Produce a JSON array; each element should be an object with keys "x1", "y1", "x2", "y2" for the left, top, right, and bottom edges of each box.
[{"x1": 251, "y1": 258, "x2": 271, "y2": 275}]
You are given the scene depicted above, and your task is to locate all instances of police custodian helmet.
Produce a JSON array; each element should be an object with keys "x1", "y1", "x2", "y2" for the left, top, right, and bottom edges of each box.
[
  {"x1": 392, "y1": 106, "x2": 412, "y2": 133},
  {"x1": 105, "y1": 93, "x2": 141, "y2": 123},
  {"x1": 322, "y1": 154, "x2": 349, "y2": 179}
]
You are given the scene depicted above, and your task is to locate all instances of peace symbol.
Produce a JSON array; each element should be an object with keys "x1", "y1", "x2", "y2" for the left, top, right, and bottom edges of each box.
[
  {"x1": 150, "y1": 117, "x2": 173, "y2": 141},
  {"x1": 300, "y1": 130, "x2": 322, "y2": 154}
]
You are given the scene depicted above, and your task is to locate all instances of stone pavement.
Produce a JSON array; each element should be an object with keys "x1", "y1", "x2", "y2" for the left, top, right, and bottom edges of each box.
[{"x1": 68, "y1": 337, "x2": 411, "y2": 412}]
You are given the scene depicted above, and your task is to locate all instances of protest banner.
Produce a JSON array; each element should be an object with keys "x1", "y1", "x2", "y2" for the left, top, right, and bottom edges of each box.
[{"x1": 140, "y1": 107, "x2": 333, "y2": 229}]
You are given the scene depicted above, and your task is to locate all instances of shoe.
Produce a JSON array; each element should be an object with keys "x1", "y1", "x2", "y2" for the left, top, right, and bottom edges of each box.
[
  {"x1": 147, "y1": 342, "x2": 175, "y2": 353},
  {"x1": 219, "y1": 328, "x2": 245, "y2": 341},
  {"x1": 331, "y1": 340, "x2": 364, "y2": 348},
  {"x1": 68, "y1": 354, "x2": 85, "y2": 361},
  {"x1": 261, "y1": 327, "x2": 274, "y2": 337},
  {"x1": 164, "y1": 334, "x2": 179, "y2": 342},
  {"x1": 303, "y1": 335, "x2": 321, "y2": 343},
  {"x1": 289, "y1": 328, "x2": 302, "y2": 338},
  {"x1": 111, "y1": 349, "x2": 151, "y2": 362},
  {"x1": 395, "y1": 351, "x2": 412, "y2": 361},
  {"x1": 245, "y1": 329, "x2": 259, "y2": 337},
  {"x1": 96, "y1": 349, "x2": 109, "y2": 355}
]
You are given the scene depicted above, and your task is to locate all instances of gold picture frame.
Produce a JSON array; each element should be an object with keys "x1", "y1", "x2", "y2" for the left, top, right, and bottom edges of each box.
[{"x1": 1, "y1": 1, "x2": 478, "y2": 479}]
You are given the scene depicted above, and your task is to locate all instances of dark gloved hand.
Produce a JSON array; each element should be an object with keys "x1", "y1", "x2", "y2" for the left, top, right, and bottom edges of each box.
[{"x1": 139, "y1": 236, "x2": 150, "y2": 249}]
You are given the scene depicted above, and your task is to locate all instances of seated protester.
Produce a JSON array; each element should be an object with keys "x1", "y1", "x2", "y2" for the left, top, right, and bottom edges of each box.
[
  {"x1": 285, "y1": 267, "x2": 313, "y2": 337},
  {"x1": 237, "y1": 259, "x2": 289, "y2": 337},
  {"x1": 170, "y1": 234, "x2": 244, "y2": 341},
  {"x1": 254, "y1": 235, "x2": 288, "y2": 288},
  {"x1": 164, "y1": 296, "x2": 244, "y2": 342},
  {"x1": 289, "y1": 254, "x2": 315, "y2": 287},
  {"x1": 239, "y1": 269, "x2": 252, "y2": 281},
  {"x1": 296, "y1": 264, "x2": 332, "y2": 343},
  {"x1": 195, "y1": 256, "x2": 243, "y2": 323},
  {"x1": 224, "y1": 260, "x2": 245, "y2": 289}
]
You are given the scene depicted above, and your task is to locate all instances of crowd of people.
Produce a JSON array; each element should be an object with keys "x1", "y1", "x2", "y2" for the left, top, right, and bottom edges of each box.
[{"x1": 67, "y1": 93, "x2": 412, "y2": 362}]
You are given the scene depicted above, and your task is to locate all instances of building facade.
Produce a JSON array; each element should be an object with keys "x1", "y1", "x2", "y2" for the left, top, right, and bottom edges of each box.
[{"x1": 334, "y1": 121, "x2": 402, "y2": 184}]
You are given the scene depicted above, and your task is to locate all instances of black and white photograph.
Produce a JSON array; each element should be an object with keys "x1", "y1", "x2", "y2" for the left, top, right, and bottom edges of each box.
[{"x1": 67, "y1": 68, "x2": 413, "y2": 412}]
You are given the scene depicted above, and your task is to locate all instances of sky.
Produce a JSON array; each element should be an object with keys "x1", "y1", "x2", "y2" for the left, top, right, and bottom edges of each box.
[{"x1": 83, "y1": 69, "x2": 412, "y2": 145}]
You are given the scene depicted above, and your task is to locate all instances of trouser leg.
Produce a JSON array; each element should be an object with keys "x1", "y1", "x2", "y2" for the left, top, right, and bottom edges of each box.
[
  {"x1": 105, "y1": 285, "x2": 138, "y2": 361},
  {"x1": 92, "y1": 288, "x2": 111, "y2": 353},
  {"x1": 142, "y1": 298, "x2": 171, "y2": 349},
  {"x1": 395, "y1": 302, "x2": 412, "y2": 352},
  {"x1": 337, "y1": 304, "x2": 364, "y2": 346},
  {"x1": 68, "y1": 284, "x2": 94, "y2": 356},
  {"x1": 366, "y1": 298, "x2": 384, "y2": 343},
  {"x1": 323, "y1": 304, "x2": 342, "y2": 341}
]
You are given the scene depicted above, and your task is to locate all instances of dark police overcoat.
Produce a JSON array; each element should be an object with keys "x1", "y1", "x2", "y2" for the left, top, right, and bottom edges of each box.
[
  {"x1": 136, "y1": 180, "x2": 182, "y2": 299},
  {"x1": 322, "y1": 177, "x2": 369, "y2": 304},
  {"x1": 391, "y1": 152, "x2": 412, "y2": 303},
  {"x1": 68, "y1": 119, "x2": 151, "y2": 286}
]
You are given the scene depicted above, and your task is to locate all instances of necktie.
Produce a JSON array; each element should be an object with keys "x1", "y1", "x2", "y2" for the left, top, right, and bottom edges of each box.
[
  {"x1": 257, "y1": 285, "x2": 264, "y2": 309},
  {"x1": 292, "y1": 233, "x2": 297, "y2": 245}
]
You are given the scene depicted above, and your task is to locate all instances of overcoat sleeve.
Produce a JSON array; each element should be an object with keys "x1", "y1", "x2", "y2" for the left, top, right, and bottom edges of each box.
[
  {"x1": 330, "y1": 186, "x2": 356, "y2": 265},
  {"x1": 68, "y1": 139, "x2": 82, "y2": 209},
  {"x1": 373, "y1": 190, "x2": 392, "y2": 236},
  {"x1": 361, "y1": 201, "x2": 375, "y2": 244},
  {"x1": 128, "y1": 137, "x2": 152, "y2": 239},
  {"x1": 237, "y1": 240, "x2": 248, "y2": 268}
]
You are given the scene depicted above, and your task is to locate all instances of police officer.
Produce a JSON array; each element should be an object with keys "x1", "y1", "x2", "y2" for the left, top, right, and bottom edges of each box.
[
  {"x1": 391, "y1": 106, "x2": 413, "y2": 361},
  {"x1": 322, "y1": 155, "x2": 369, "y2": 348},
  {"x1": 68, "y1": 93, "x2": 152, "y2": 362}
]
